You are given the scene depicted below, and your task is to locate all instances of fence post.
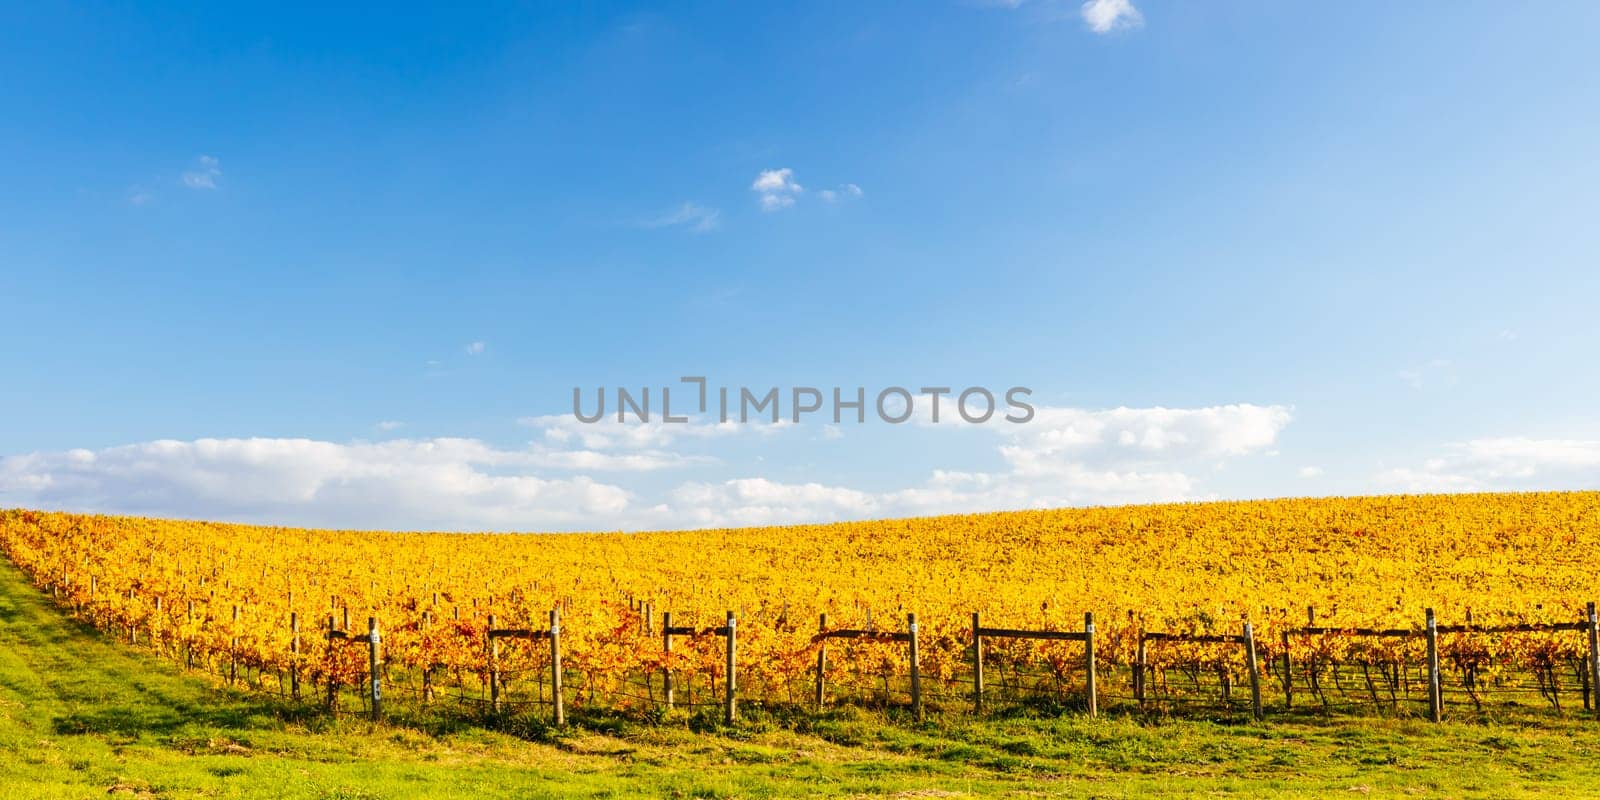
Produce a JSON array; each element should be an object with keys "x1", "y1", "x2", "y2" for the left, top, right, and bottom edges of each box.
[
  {"x1": 421, "y1": 610, "x2": 433, "y2": 703},
  {"x1": 1433, "y1": 608, "x2": 1446, "y2": 723},
  {"x1": 185, "y1": 600, "x2": 195, "y2": 669},
  {"x1": 908, "y1": 612, "x2": 922, "y2": 722},
  {"x1": 816, "y1": 613, "x2": 828, "y2": 710},
  {"x1": 1134, "y1": 631, "x2": 1147, "y2": 708},
  {"x1": 972, "y1": 612, "x2": 984, "y2": 714},
  {"x1": 1281, "y1": 626, "x2": 1292, "y2": 709},
  {"x1": 663, "y1": 610, "x2": 674, "y2": 711},
  {"x1": 1588, "y1": 602, "x2": 1599, "y2": 720},
  {"x1": 229, "y1": 605, "x2": 239, "y2": 685},
  {"x1": 724, "y1": 611, "x2": 737, "y2": 725},
  {"x1": 1244, "y1": 621, "x2": 1263, "y2": 721},
  {"x1": 290, "y1": 612, "x2": 301, "y2": 701},
  {"x1": 1084, "y1": 611, "x2": 1097, "y2": 717},
  {"x1": 326, "y1": 615, "x2": 338, "y2": 712},
  {"x1": 550, "y1": 607, "x2": 565, "y2": 726},
  {"x1": 488, "y1": 614, "x2": 501, "y2": 714},
  {"x1": 368, "y1": 617, "x2": 381, "y2": 722}
]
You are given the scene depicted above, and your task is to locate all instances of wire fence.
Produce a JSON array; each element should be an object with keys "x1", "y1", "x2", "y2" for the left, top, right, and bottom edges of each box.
[{"x1": 28, "y1": 571, "x2": 1600, "y2": 729}]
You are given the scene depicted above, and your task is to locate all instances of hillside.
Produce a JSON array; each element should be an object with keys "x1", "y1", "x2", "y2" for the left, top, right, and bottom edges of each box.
[
  {"x1": 4, "y1": 494, "x2": 1600, "y2": 724},
  {"x1": 4, "y1": 552, "x2": 1600, "y2": 798}
]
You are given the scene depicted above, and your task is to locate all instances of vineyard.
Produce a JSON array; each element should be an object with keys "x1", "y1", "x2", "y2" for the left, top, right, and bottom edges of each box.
[{"x1": 3, "y1": 491, "x2": 1600, "y2": 728}]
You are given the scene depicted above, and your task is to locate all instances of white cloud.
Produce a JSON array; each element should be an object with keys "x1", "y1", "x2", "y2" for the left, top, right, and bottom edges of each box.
[
  {"x1": 182, "y1": 155, "x2": 221, "y2": 190},
  {"x1": 1298, "y1": 466, "x2": 1324, "y2": 478},
  {"x1": 1081, "y1": 0, "x2": 1142, "y2": 34},
  {"x1": 524, "y1": 445, "x2": 709, "y2": 472},
  {"x1": 642, "y1": 202, "x2": 720, "y2": 233},
  {"x1": 751, "y1": 168, "x2": 799, "y2": 193},
  {"x1": 0, "y1": 438, "x2": 634, "y2": 532},
  {"x1": 752, "y1": 168, "x2": 803, "y2": 211},
  {"x1": 818, "y1": 183, "x2": 864, "y2": 203},
  {"x1": 1376, "y1": 436, "x2": 1600, "y2": 493},
  {"x1": 465, "y1": 341, "x2": 486, "y2": 355},
  {"x1": 1373, "y1": 467, "x2": 1479, "y2": 494},
  {"x1": 1, "y1": 404, "x2": 1294, "y2": 532},
  {"x1": 999, "y1": 404, "x2": 1293, "y2": 472},
  {"x1": 667, "y1": 478, "x2": 879, "y2": 527},
  {"x1": 646, "y1": 403, "x2": 1290, "y2": 527},
  {"x1": 520, "y1": 413, "x2": 784, "y2": 451},
  {"x1": 376, "y1": 421, "x2": 405, "y2": 431}
]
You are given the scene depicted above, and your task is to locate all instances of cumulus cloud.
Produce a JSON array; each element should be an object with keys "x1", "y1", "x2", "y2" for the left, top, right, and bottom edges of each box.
[
  {"x1": 667, "y1": 478, "x2": 879, "y2": 528},
  {"x1": 642, "y1": 202, "x2": 720, "y2": 233},
  {"x1": 523, "y1": 445, "x2": 709, "y2": 472},
  {"x1": 751, "y1": 168, "x2": 803, "y2": 211},
  {"x1": 998, "y1": 405, "x2": 1292, "y2": 476},
  {"x1": 1376, "y1": 437, "x2": 1600, "y2": 493},
  {"x1": 1081, "y1": 0, "x2": 1142, "y2": 34},
  {"x1": 644, "y1": 403, "x2": 1291, "y2": 527},
  {"x1": 1, "y1": 404, "x2": 1294, "y2": 532},
  {"x1": 182, "y1": 155, "x2": 221, "y2": 190},
  {"x1": 0, "y1": 438, "x2": 634, "y2": 532}
]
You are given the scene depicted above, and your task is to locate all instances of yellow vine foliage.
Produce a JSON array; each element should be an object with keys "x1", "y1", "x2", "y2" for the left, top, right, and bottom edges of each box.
[{"x1": 2, "y1": 491, "x2": 1597, "y2": 705}]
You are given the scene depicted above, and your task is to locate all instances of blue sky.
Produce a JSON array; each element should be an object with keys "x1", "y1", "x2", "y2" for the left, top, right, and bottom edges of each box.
[{"x1": 3, "y1": 1, "x2": 1598, "y2": 531}]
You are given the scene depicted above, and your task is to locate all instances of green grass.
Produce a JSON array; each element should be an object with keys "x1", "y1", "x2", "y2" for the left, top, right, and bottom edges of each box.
[{"x1": 4, "y1": 559, "x2": 1600, "y2": 798}]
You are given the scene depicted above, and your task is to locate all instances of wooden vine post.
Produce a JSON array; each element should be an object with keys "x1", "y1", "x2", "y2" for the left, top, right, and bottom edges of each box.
[
  {"x1": 550, "y1": 606, "x2": 565, "y2": 727},
  {"x1": 1433, "y1": 608, "x2": 1446, "y2": 723},
  {"x1": 1084, "y1": 611, "x2": 1097, "y2": 718},
  {"x1": 185, "y1": 600, "x2": 195, "y2": 669},
  {"x1": 815, "y1": 613, "x2": 828, "y2": 710},
  {"x1": 724, "y1": 610, "x2": 738, "y2": 725},
  {"x1": 908, "y1": 612, "x2": 923, "y2": 721},
  {"x1": 1243, "y1": 621, "x2": 1263, "y2": 721},
  {"x1": 487, "y1": 614, "x2": 502, "y2": 714},
  {"x1": 326, "y1": 614, "x2": 339, "y2": 711},
  {"x1": 290, "y1": 612, "x2": 301, "y2": 700},
  {"x1": 1133, "y1": 626, "x2": 1147, "y2": 708},
  {"x1": 972, "y1": 612, "x2": 984, "y2": 713},
  {"x1": 367, "y1": 617, "x2": 382, "y2": 722},
  {"x1": 420, "y1": 609, "x2": 433, "y2": 703},
  {"x1": 1588, "y1": 602, "x2": 1600, "y2": 720},
  {"x1": 662, "y1": 611, "x2": 674, "y2": 710},
  {"x1": 1280, "y1": 621, "x2": 1293, "y2": 709}
]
